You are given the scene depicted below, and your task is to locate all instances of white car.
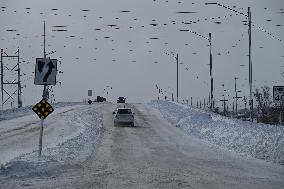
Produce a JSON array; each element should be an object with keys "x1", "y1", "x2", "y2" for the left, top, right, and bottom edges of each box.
[{"x1": 113, "y1": 108, "x2": 135, "y2": 126}]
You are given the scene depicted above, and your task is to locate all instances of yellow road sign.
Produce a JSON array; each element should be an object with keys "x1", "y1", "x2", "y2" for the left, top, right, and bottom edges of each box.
[{"x1": 32, "y1": 99, "x2": 54, "y2": 119}]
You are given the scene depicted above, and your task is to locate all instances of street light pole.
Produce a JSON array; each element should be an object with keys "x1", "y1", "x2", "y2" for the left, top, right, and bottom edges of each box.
[
  {"x1": 235, "y1": 77, "x2": 238, "y2": 115},
  {"x1": 248, "y1": 7, "x2": 253, "y2": 122},
  {"x1": 179, "y1": 29, "x2": 213, "y2": 109},
  {"x1": 176, "y1": 53, "x2": 179, "y2": 103},
  {"x1": 209, "y1": 33, "x2": 213, "y2": 110}
]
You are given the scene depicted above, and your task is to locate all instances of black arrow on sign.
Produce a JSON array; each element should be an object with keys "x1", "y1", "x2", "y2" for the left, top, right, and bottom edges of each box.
[{"x1": 43, "y1": 61, "x2": 55, "y2": 82}]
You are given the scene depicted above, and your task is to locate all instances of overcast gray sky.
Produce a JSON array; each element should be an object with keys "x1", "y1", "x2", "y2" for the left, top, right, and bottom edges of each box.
[{"x1": 1, "y1": 0, "x2": 284, "y2": 109}]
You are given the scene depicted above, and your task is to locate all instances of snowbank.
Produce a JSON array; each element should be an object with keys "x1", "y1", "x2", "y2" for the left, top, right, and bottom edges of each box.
[
  {"x1": 150, "y1": 100, "x2": 284, "y2": 164},
  {"x1": 0, "y1": 103, "x2": 104, "y2": 171}
]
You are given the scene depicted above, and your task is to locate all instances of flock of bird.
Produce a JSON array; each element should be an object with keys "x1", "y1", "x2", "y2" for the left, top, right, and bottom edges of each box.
[{"x1": 0, "y1": 0, "x2": 283, "y2": 105}]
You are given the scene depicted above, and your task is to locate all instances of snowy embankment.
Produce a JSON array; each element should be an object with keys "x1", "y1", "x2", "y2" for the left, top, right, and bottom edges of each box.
[
  {"x1": 0, "y1": 102, "x2": 104, "y2": 170},
  {"x1": 150, "y1": 100, "x2": 284, "y2": 164}
]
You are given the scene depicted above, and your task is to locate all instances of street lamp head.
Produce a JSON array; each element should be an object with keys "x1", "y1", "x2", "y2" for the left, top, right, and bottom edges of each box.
[{"x1": 205, "y1": 2, "x2": 217, "y2": 5}]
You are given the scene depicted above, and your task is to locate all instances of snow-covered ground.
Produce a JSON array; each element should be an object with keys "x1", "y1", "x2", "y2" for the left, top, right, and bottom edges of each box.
[
  {"x1": 0, "y1": 102, "x2": 105, "y2": 169},
  {"x1": 150, "y1": 100, "x2": 284, "y2": 165},
  {"x1": 1, "y1": 102, "x2": 283, "y2": 188}
]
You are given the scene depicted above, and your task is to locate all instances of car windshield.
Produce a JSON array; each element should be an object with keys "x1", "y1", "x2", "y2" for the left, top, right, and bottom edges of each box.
[{"x1": 117, "y1": 109, "x2": 132, "y2": 114}]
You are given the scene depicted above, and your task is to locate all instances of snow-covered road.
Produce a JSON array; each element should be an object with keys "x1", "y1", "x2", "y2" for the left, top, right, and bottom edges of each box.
[{"x1": 0, "y1": 103, "x2": 283, "y2": 188}]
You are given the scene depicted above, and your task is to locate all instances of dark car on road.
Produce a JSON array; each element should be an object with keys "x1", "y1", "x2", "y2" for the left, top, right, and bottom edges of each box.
[
  {"x1": 117, "y1": 97, "x2": 126, "y2": 103},
  {"x1": 113, "y1": 108, "x2": 134, "y2": 126}
]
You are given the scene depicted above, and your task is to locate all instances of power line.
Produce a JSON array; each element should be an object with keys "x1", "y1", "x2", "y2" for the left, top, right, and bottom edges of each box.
[{"x1": 205, "y1": 3, "x2": 283, "y2": 43}]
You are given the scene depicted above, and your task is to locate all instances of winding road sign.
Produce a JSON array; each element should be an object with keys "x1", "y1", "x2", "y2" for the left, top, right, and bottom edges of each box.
[{"x1": 34, "y1": 58, "x2": 57, "y2": 85}]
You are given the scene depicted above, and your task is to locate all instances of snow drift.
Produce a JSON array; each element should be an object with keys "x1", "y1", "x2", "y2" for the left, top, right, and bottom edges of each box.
[
  {"x1": 0, "y1": 102, "x2": 104, "y2": 171},
  {"x1": 150, "y1": 100, "x2": 284, "y2": 164}
]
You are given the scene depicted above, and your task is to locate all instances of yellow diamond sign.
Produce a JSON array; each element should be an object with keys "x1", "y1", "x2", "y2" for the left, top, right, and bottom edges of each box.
[{"x1": 32, "y1": 99, "x2": 54, "y2": 119}]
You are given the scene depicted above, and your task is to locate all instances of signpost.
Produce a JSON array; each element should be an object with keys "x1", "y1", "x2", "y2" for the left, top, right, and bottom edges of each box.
[
  {"x1": 32, "y1": 99, "x2": 54, "y2": 156},
  {"x1": 273, "y1": 86, "x2": 284, "y2": 125},
  {"x1": 34, "y1": 58, "x2": 57, "y2": 157},
  {"x1": 33, "y1": 21, "x2": 58, "y2": 157},
  {"x1": 88, "y1": 90, "x2": 92, "y2": 97}
]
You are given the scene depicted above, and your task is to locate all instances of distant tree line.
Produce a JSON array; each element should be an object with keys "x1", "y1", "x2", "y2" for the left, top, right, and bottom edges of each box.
[
  {"x1": 253, "y1": 86, "x2": 282, "y2": 124},
  {"x1": 213, "y1": 85, "x2": 283, "y2": 125}
]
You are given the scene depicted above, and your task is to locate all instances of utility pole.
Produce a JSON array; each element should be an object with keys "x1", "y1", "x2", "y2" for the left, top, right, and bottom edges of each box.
[
  {"x1": 207, "y1": 98, "x2": 209, "y2": 106},
  {"x1": 191, "y1": 97, "x2": 192, "y2": 106},
  {"x1": 1, "y1": 49, "x2": 3, "y2": 110},
  {"x1": 17, "y1": 49, "x2": 22, "y2": 108},
  {"x1": 205, "y1": 3, "x2": 253, "y2": 120},
  {"x1": 208, "y1": 93, "x2": 210, "y2": 108},
  {"x1": 209, "y1": 33, "x2": 214, "y2": 110},
  {"x1": 280, "y1": 103, "x2": 283, "y2": 125},
  {"x1": 204, "y1": 98, "x2": 206, "y2": 109},
  {"x1": 227, "y1": 104, "x2": 229, "y2": 115},
  {"x1": 220, "y1": 96, "x2": 228, "y2": 116},
  {"x1": 176, "y1": 53, "x2": 179, "y2": 103},
  {"x1": 235, "y1": 77, "x2": 237, "y2": 115},
  {"x1": 243, "y1": 96, "x2": 247, "y2": 112},
  {"x1": 248, "y1": 7, "x2": 253, "y2": 122},
  {"x1": 234, "y1": 77, "x2": 242, "y2": 116}
]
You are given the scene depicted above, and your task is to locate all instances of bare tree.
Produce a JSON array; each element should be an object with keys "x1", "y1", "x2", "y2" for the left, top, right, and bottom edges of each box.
[{"x1": 254, "y1": 86, "x2": 272, "y2": 122}]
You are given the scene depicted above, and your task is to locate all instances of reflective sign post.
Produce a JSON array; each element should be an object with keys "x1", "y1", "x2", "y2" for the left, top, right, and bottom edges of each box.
[
  {"x1": 39, "y1": 118, "x2": 44, "y2": 157},
  {"x1": 39, "y1": 85, "x2": 47, "y2": 157},
  {"x1": 33, "y1": 21, "x2": 57, "y2": 157},
  {"x1": 32, "y1": 98, "x2": 54, "y2": 157},
  {"x1": 280, "y1": 108, "x2": 282, "y2": 125}
]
